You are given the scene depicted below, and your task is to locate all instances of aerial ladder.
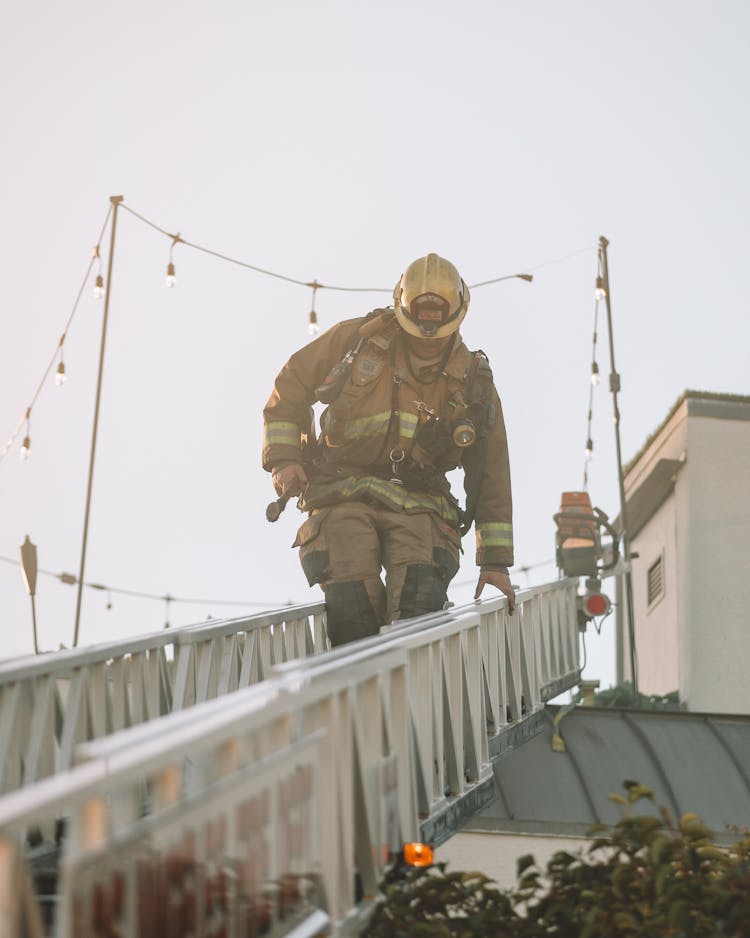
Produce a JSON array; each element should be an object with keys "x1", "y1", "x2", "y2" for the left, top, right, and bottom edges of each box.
[{"x1": 0, "y1": 510, "x2": 611, "y2": 936}]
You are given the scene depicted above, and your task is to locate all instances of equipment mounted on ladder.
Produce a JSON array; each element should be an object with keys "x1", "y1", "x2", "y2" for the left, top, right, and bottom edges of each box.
[
  {"x1": 554, "y1": 491, "x2": 619, "y2": 626},
  {"x1": 553, "y1": 491, "x2": 619, "y2": 579}
]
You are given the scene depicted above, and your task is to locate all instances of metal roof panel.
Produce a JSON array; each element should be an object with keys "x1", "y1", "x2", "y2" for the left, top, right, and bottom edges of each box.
[{"x1": 471, "y1": 707, "x2": 750, "y2": 839}]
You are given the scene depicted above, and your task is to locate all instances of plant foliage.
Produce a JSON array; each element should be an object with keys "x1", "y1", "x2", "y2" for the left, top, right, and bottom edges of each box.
[
  {"x1": 363, "y1": 783, "x2": 750, "y2": 937},
  {"x1": 593, "y1": 683, "x2": 683, "y2": 711}
]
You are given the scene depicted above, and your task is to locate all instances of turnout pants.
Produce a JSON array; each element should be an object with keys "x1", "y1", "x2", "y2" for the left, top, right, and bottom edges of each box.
[{"x1": 293, "y1": 501, "x2": 461, "y2": 647}]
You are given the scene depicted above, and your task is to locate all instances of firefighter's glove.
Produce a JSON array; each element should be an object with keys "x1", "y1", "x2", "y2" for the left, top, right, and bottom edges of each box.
[
  {"x1": 474, "y1": 568, "x2": 515, "y2": 614},
  {"x1": 272, "y1": 463, "x2": 308, "y2": 498}
]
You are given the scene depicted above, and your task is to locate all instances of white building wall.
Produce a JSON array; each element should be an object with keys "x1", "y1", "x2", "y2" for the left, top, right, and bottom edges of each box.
[
  {"x1": 624, "y1": 399, "x2": 750, "y2": 714},
  {"x1": 623, "y1": 401, "x2": 687, "y2": 694},
  {"x1": 682, "y1": 416, "x2": 750, "y2": 713},
  {"x1": 630, "y1": 497, "x2": 680, "y2": 695},
  {"x1": 674, "y1": 459, "x2": 693, "y2": 707},
  {"x1": 440, "y1": 830, "x2": 587, "y2": 889}
]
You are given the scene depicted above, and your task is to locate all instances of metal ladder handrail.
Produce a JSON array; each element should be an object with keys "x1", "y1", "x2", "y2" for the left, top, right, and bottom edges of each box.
[
  {"x1": 0, "y1": 602, "x2": 327, "y2": 796},
  {"x1": 0, "y1": 581, "x2": 580, "y2": 936}
]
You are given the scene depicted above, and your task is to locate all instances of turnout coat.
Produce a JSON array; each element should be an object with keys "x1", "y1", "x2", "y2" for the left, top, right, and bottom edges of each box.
[{"x1": 263, "y1": 311, "x2": 514, "y2": 569}]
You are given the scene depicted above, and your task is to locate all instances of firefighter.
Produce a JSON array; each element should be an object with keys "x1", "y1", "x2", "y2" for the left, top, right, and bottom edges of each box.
[{"x1": 263, "y1": 253, "x2": 514, "y2": 647}]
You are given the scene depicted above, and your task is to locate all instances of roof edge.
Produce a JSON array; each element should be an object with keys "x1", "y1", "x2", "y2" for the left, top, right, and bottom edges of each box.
[{"x1": 624, "y1": 390, "x2": 750, "y2": 477}]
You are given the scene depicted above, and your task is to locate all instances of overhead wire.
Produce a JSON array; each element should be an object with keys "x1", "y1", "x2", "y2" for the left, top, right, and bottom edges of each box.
[
  {"x1": 120, "y1": 202, "x2": 390, "y2": 293},
  {"x1": 470, "y1": 243, "x2": 595, "y2": 288},
  {"x1": 0, "y1": 199, "x2": 597, "y2": 626},
  {"x1": 121, "y1": 201, "x2": 595, "y2": 293},
  {"x1": 450, "y1": 556, "x2": 556, "y2": 589},
  {"x1": 1, "y1": 550, "x2": 555, "y2": 615},
  {"x1": 2, "y1": 196, "x2": 597, "y2": 469},
  {"x1": 0, "y1": 553, "x2": 291, "y2": 610}
]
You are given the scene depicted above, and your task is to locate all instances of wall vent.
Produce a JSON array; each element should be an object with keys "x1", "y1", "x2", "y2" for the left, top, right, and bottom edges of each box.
[{"x1": 647, "y1": 555, "x2": 664, "y2": 607}]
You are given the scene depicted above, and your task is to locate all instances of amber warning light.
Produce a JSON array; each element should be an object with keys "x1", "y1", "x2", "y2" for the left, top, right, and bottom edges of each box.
[{"x1": 403, "y1": 842, "x2": 434, "y2": 867}]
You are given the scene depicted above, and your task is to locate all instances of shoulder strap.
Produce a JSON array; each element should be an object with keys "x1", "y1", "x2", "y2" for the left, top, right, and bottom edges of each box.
[
  {"x1": 467, "y1": 350, "x2": 496, "y2": 427},
  {"x1": 360, "y1": 308, "x2": 397, "y2": 348},
  {"x1": 313, "y1": 310, "x2": 395, "y2": 405}
]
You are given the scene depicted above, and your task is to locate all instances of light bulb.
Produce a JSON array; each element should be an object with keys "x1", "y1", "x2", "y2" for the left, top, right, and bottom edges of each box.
[
  {"x1": 93, "y1": 275, "x2": 104, "y2": 299},
  {"x1": 590, "y1": 362, "x2": 600, "y2": 386},
  {"x1": 55, "y1": 361, "x2": 67, "y2": 386},
  {"x1": 166, "y1": 262, "x2": 177, "y2": 288},
  {"x1": 452, "y1": 424, "x2": 476, "y2": 447},
  {"x1": 594, "y1": 276, "x2": 607, "y2": 301},
  {"x1": 20, "y1": 436, "x2": 31, "y2": 460},
  {"x1": 584, "y1": 438, "x2": 593, "y2": 461},
  {"x1": 308, "y1": 310, "x2": 319, "y2": 335}
]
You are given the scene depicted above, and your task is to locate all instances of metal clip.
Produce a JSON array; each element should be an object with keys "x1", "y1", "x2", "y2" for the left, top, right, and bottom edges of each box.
[
  {"x1": 413, "y1": 401, "x2": 436, "y2": 424},
  {"x1": 389, "y1": 447, "x2": 405, "y2": 484}
]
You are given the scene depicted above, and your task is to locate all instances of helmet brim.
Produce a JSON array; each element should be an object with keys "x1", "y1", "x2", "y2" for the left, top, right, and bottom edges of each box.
[{"x1": 393, "y1": 279, "x2": 470, "y2": 338}]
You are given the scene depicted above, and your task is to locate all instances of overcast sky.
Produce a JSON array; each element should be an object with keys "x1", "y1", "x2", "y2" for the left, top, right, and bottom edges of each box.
[{"x1": 1, "y1": 1, "x2": 748, "y2": 691}]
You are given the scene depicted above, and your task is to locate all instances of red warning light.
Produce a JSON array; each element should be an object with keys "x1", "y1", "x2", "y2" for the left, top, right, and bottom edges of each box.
[{"x1": 582, "y1": 592, "x2": 611, "y2": 617}]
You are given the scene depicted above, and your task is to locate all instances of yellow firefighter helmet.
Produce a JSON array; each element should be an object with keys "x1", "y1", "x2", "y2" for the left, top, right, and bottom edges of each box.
[{"x1": 393, "y1": 253, "x2": 470, "y2": 338}]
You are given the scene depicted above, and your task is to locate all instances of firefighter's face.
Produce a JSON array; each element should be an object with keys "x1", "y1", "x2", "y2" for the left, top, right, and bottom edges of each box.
[{"x1": 406, "y1": 333, "x2": 453, "y2": 359}]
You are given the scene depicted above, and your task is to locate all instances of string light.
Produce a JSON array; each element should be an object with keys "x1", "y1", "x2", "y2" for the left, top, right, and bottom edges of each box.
[
  {"x1": 119, "y1": 202, "x2": 557, "y2": 299},
  {"x1": 1, "y1": 197, "x2": 595, "y2": 476},
  {"x1": 55, "y1": 335, "x2": 67, "y2": 387},
  {"x1": 0, "y1": 203, "x2": 114, "y2": 469},
  {"x1": 114, "y1": 203, "x2": 587, "y2": 341},
  {"x1": 0, "y1": 197, "x2": 605, "y2": 646},
  {"x1": 2, "y1": 548, "x2": 550, "y2": 619},
  {"x1": 0, "y1": 554, "x2": 296, "y2": 611},
  {"x1": 165, "y1": 233, "x2": 181, "y2": 288},
  {"x1": 19, "y1": 409, "x2": 31, "y2": 460},
  {"x1": 308, "y1": 280, "x2": 321, "y2": 335},
  {"x1": 164, "y1": 593, "x2": 174, "y2": 629},
  {"x1": 582, "y1": 248, "x2": 603, "y2": 489},
  {"x1": 92, "y1": 245, "x2": 105, "y2": 299}
]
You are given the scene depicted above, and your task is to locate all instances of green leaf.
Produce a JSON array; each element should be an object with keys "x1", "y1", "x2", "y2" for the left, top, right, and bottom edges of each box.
[
  {"x1": 612, "y1": 911, "x2": 638, "y2": 929},
  {"x1": 678, "y1": 813, "x2": 712, "y2": 840},
  {"x1": 654, "y1": 863, "x2": 672, "y2": 897},
  {"x1": 516, "y1": 853, "x2": 536, "y2": 876},
  {"x1": 649, "y1": 834, "x2": 675, "y2": 866},
  {"x1": 459, "y1": 871, "x2": 491, "y2": 885},
  {"x1": 625, "y1": 782, "x2": 654, "y2": 803},
  {"x1": 365, "y1": 786, "x2": 750, "y2": 938},
  {"x1": 695, "y1": 845, "x2": 729, "y2": 864},
  {"x1": 679, "y1": 812, "x2": 701, "y2": 827},
  {"x1": 668, "y1": 899, "x2": 691, "y2": 928}
]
